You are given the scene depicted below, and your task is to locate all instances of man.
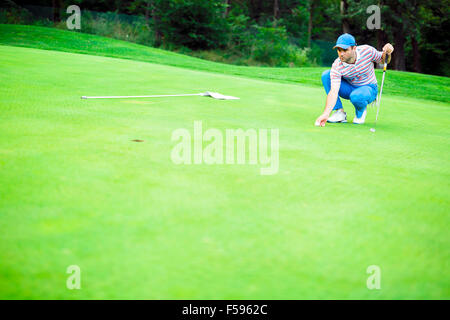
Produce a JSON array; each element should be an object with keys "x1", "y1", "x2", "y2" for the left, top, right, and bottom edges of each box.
[{"x1": 315, "y1": 33, "x2": 394, "y2": 126}]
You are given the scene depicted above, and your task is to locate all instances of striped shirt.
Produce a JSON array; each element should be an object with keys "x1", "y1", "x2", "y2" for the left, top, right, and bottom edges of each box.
[{"x1": 330, "y1": 45, "x2": 383, "y2": 87}]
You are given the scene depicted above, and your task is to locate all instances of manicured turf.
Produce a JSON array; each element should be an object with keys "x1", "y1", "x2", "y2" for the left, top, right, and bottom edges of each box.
[
  {"x1": 1, "y1": 24, "x2": 449, "y2": 103},
  {"x1": 0, "y1": 27, "x2": 449, "y2": 299}
]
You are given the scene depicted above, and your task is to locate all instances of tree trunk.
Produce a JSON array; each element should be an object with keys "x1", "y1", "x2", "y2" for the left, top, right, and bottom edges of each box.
[
  {"x1": 409, "y1": 0, "x2": 421, "y2": 73},
  {"x1": 274, "y1": 0, "x2": 280, "y2": 21},
  {"x1": 307, "y1": 1, "x2": 315, "y2": 48},
  {"x1": 115, "y1": 0, "x2": 121, "y2": 12},
  {"x1": 144, "y1": 0, "x2": 150, "y2": 29},
  {"x1": 151, "y1": 1, "x2": 162, "y2": 47},
  {"x1": 391, "y1": 2, "x2": 406, "y2": 71},
  {"x1": 223, "y1": 0, "x2": 230, "y2": 18},
  {"x1": 340, "y1": 0, "x2": 350, "y2": 33},
  {"x1": 411, "y1": 35, "x2": 422, "y2": 73},
  {"x1": 52, "y1": 0, "x2": 61, "y2": 24},
  {"x1": 376, "y1": 29, "x2": 387, "y2": 51},
  {"x1": 393, "y1": 28, "x2": 406, "y2": 71},
  {"x1": 249, "y1": 0, "x2": 263, "y2": 21},
  {"x1": 376, "y1": 0, "x2": 386, "y2": 50}
]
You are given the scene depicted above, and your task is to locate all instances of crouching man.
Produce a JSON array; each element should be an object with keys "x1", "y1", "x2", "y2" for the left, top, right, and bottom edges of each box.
[{"x1": 315, "y1": 33, "x2": 393, "y2": 126}]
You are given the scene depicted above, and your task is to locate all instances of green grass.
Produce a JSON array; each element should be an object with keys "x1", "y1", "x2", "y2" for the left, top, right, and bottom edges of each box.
[
  {"x1": 1, "y1": 24, "x2": 449, "y2": 103},
  {"x1": 0, "y1": 25, "x2": 449, "y2": 299}
]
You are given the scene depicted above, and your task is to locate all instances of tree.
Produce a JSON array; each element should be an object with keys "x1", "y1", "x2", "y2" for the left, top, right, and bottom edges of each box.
[
  {"x1": 340, "y1": 0, "x2": 350, "y2": 33},
  {"x1": 274, "y1": 0, "x2": 280, "y2": 21},
  {"x1": 223, "y1": 0, "x2": 230, "y2": 18},
  {"x1": 416, "y1": 0, "x2": 450, "y2": 76},
  {"x1": 307, "y1": 0, "x2": 315, "y2": 48},
  {"x1": 150, "y1": 0, "x2": 229, "y2": 49}
]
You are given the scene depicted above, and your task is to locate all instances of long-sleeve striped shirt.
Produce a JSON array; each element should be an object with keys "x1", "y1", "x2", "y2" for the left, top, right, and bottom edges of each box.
[{"x1": 330, "y1": 45, "x2": 383, "y2": 87}]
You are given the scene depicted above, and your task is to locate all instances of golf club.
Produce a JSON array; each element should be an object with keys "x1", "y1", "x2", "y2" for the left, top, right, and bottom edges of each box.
[
  {"x1": 81, "y1": 91, "x2": 239, "y2": 100},
  {"x1": 370, "y1": 56, "x2": 390, "y2": 133}
]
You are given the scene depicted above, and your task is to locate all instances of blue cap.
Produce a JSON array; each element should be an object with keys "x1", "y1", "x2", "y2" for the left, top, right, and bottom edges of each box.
[{"x1": 333, "y1": 33, "x2": 356, "y2": 49}]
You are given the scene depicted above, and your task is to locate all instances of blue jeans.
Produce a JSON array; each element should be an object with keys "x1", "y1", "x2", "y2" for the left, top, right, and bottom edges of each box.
[{"x1": 321, "y1": 70, "x2": 378, "y2": 118}]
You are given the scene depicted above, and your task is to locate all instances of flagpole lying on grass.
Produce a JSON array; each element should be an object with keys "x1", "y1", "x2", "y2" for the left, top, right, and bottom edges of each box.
[{"x1": 81, "y1": 91, "x2": 239, "y2": 100}]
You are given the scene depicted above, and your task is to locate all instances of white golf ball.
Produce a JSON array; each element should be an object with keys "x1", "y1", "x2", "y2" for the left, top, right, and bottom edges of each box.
[{"x1": 370, "y1": 128, "x2": 376, "y2": 132}]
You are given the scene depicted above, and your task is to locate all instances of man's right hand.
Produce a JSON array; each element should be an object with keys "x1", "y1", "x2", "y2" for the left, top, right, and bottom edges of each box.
[{"x1": 315, "y1": 113, "x2": 329, "y2": 127}]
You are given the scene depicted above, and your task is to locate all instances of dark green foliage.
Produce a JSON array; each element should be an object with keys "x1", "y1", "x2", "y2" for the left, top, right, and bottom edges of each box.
[
  {"x1": 2, "y1": 0, "x2": 449, "y2": 75},
  {"x1": 250, "y1": 25, "x2": 311, "y2": 67},
  {"x1": 58, "y1": 10, "x2": 155, "y2": 46},
  {"x1": 151, "y1": 0, "x2": 229, "y2": 49},
  {"x1": 0, "y1": 3, "x2": 33, "y2": 24}
]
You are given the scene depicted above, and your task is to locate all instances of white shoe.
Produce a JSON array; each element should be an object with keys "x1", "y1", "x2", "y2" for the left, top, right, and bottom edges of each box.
[
  {"x1": 353, "y1": 109, "x2": 367, "y2": 124},
  {"x1": 327, "y1": 109, "x2": 347, "y2": 123}
]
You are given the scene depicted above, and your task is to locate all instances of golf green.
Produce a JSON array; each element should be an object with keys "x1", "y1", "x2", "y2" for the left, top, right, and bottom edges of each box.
[{"x1": 0, "y1": 31, "x2": 449, "y2": 299}]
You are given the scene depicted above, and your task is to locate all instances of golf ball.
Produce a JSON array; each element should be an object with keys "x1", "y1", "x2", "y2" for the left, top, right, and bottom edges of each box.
[{"x1": 370, "y1": 128, "x2": 376, "y2": 132}]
